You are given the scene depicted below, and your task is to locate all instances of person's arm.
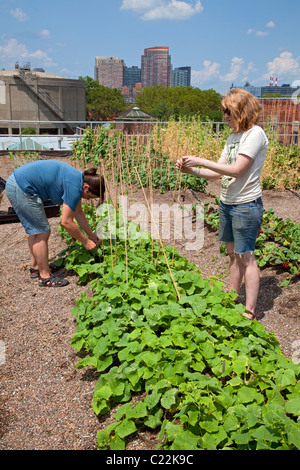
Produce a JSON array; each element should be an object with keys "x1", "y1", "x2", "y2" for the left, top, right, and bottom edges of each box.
[
  {"x1": 176, "y1": 155, "x2": 226, "y2": 180},
  {"x1": 179, "y1": 153, "x2": 254, "y2": 179},
  {"x1": 61, "y1": 201, "x2": 99, "y2": 250}
]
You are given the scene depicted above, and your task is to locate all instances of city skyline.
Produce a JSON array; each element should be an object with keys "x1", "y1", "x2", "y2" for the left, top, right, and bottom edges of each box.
[
  {"x1": 0, "y1": 1, "x2": 300, "y2": 93},
  {"x1": 94, "y1": 51, "x2": 190, "y2": 90}
]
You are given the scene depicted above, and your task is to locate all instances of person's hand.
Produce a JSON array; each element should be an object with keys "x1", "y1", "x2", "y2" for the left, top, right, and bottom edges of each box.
[
  {"x1": 90, "y1": 232, "x2": 100, "y2": 247},
  {"x1": 84, "y1": 239, "x2": 97, "y2": 251},
  {"x1": 176, "y1": 158, "x2": 183, "y2": 171},
  {"x1": 181, "y1": 156, "x2": 203, "y2": 167},
  {"x1": 176, "y1": 156, "x2": 202, "y2": 173}
]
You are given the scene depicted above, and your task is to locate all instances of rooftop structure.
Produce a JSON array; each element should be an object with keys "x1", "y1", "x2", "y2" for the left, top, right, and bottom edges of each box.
[
  {"x1": 115, "y1": 106, "x2": 155, "y2": 135},
  {"x1": 0, "y1": 67, "x2": 86, "y2": 135}
]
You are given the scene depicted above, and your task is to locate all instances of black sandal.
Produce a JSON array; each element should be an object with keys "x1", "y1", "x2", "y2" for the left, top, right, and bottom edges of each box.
[
  {"x1": 30, "y1": 264, "x2": 61, "y2": 279},
  {"x1": 30, "y1": 268, "x2": 40, "y2": 279},
  {"x1": 39, "y1": 274, "x2": 69, "y2": 287}
]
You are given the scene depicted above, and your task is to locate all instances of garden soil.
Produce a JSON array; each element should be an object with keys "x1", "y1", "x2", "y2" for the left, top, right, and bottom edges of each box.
[{"x1": 0, "y1": 155, "x2": 299, "y2": 450}]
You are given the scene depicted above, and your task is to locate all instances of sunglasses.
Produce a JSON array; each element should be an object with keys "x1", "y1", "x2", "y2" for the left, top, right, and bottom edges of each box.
[{"x1": 222, "y1": 108, "x2": 231, "y2": 116}]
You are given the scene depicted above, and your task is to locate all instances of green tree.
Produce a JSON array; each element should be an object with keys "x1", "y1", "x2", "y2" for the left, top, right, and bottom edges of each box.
[
  {"x1": 80, "y1": 76, "x2": 127, "y2": 120},
  {"x1": 135, "y1": 86, "x2": 222, "y2": 121}
]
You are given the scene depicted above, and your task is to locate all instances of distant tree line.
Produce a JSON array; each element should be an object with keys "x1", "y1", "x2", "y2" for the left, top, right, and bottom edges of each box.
[{"x1": 80, "y1": 76, "x2": 223, "y2": 122}]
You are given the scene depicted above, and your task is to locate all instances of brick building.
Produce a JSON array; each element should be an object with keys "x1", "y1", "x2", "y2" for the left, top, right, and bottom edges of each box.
[
  {"x1": 260, "y1": 98, "x2": 300, "y2": 146},
  {"x1": 141, "y1": 47, "x2": 172, "y2": 88},
  {"x1": 94, "y1": 56, "x2": 125, "y2": 89}
]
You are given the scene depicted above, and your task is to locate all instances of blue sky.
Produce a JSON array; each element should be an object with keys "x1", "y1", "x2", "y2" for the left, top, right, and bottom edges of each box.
[{"x1": 1, "y1": 0, "x2": 300, "y2": 93}]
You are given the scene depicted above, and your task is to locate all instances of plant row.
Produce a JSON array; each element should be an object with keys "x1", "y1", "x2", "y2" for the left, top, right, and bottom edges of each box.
[
  {"x1": 52, "y1": 204, "x2": 300, "y2": 450},
  {"x1": 70, "y1": 123, "x2": 300, "y2": 192},
  {"x1": 203, "y1": 201, "x2": 300, "y2": 287}
]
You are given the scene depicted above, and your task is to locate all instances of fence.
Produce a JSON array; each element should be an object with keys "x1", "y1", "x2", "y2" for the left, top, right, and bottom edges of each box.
[{"x1": 0, "y1": 118, "x2": 298, "y2": 152}]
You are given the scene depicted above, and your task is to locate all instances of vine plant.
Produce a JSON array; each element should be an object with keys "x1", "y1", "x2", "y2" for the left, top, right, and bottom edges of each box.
[{"x1": 52, "y1": 203, "x2": 300, "y2": 451}]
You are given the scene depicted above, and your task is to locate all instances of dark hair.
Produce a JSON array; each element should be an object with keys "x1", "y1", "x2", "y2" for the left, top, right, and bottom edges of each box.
[{"x1": 83, "y1": 168, "x2": 105, "y2": 201}]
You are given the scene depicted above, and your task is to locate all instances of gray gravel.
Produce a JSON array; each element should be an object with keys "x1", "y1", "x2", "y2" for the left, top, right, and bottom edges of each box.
[{"x1": 0, "y1": 156, "x2": 299, "y2": 450}]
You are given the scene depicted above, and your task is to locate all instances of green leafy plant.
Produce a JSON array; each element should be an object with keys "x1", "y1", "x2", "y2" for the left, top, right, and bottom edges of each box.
[
  {"x1": 203, "y1": 203, "x2": 300, "y2": 287},
  {"x1": 53, "y1": 203, "x2": 300, "y2": 450}
]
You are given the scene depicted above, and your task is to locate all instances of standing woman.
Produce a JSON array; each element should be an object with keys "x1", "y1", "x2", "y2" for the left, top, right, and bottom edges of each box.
[
  {"x1": 176, "y1": 89, "x2": 268, "y2": 319},
  {"x1": 5, "y1": 160, "x2": 105, "y2": 287}
]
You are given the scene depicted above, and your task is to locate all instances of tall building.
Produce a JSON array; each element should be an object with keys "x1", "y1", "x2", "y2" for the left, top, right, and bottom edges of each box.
[
  {"x1": 125, "y1": 66, "x2": 141, "y2": 87},
  {"x1": 94, "y1": 56, "x2": 125, "y2": 89},
  {"x1": 141, "y1": 47, "x2": 172, "y2": 88},
  {"x1": 172, "y1": 66, "x2": 191, "y2": 87}
]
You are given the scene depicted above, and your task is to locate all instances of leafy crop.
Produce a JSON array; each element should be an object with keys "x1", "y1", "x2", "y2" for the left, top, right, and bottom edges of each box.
[
  {"x1": 203, "y1": 202, "x2": 300, "y2": 287},
  {"x1": 53, "y1": 203, "x2": 300, "y2": 450},
  {"x1": 120, "y1": 153, "x2": 208, "y2": 194},
  {"x1": 255, "y1": 209, "x2": 300, "y2": 286},
  {"x1": 71, "y1": 127, "x2": 208, "y2": 194}
]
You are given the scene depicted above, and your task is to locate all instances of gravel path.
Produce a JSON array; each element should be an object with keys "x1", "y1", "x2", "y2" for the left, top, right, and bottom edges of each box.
[{"x1": 0, "y1": 155, "x2": 299, "y2": 450}]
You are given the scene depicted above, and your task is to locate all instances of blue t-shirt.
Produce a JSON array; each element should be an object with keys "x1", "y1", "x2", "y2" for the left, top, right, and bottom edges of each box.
[{"x1": 14, "y1": 160, "x2": 83, "y2": 212}]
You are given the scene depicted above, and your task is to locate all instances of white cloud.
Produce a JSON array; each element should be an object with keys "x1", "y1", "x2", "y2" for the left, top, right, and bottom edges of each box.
[
  {"x1": 192, "y1": 60, "x2": 220, "y2": 85},
  {"x1": 247, "y1": 21, "x2": 275, "y2": 37},
  {"x1": 247, "y1": 28, "x2": 269, "y2": 37},
  {"x1": 221, "y1": 57, "x2": 244, "y2": 82},
  {"x1": 192, "y1": 57, "x2": 256, "y2": 87},
  {"x1": 121, "y1": 0, "x2": 203, "y2": 20},
  {"x1": 39, "y1": 30, "x2": 51, "y2": 39},
  {"x1": 10, "y1": 8, "x2": 28, "y2": 22},
  {"x1": 256, "y1": 31, "x2": 269, "y2": 37},
  {"x1": 264, "y1": 51, "x2": 300, "y2": 80},
  {"x1": 219, "y1": 57, "x2": 256, "y2": 84},
  {"x1": 0, "y1": 38, "x2": 28, "y2": 59},
  {"x1": 121, "y1": 0, "x2": 160, "y2": 11},
  {"x1": 266, "y1": 21, "x2": 275, "y2": 28},
  {"x1": 0, "y1": 38, "x2": 57, "y2": 68}
]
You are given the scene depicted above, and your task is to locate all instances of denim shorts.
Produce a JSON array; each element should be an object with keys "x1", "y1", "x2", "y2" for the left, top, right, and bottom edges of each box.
[
  {"x1": 218, "y1": 197, "x2": 263, "y2": 254},
  {"x1": 5, "y1": 173, "x2": 51, "y2": 235}
]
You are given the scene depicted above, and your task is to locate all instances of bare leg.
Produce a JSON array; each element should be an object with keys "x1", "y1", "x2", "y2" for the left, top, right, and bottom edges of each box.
[
  {"x1": 28, "y1": 233, "x2": 51, "y2": 279},
  {"x1": 226, "y1": 243, "x2": 260, "y2": 319},
  {"x1": 241, "y1": 252, "x2": 260, "y2": 318},
  {"x1": 226, "y1": 242, "x2": 244, "y2": 294}
]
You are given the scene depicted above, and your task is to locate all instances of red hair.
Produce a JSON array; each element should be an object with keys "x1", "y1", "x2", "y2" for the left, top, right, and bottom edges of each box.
[{"x1": 222, "y1": 88, "x2": 262, "y2": 132}]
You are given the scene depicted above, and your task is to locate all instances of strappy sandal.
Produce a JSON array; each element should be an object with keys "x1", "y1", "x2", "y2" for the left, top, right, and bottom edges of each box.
[
  {"x1": 30, "y1": 268, "x2": 40, "y2": 279},
  {"x1": 38, "y1": 274, "x2": 69, "y2": 287},
  {"x1": 30, "y1": 264, "x2": 61, "y2": 279}
]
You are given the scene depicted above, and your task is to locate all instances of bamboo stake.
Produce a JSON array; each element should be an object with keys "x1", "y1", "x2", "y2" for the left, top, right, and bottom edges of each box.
[
  {"x1": 119, "y1": 138, "x2": 128, "y2": 284},
  {"x1": 134, "y1": 167, "x2": 181, "y2": 301},
  {"x1": 110, "y1": 136, "x2": 118, "y2": 265},
  {"x1": 100, "y1": 161, "x2": 115, "y2": 271},
  {"x1": 145, "y1": 138, "x2": 154, "y2": 264}
]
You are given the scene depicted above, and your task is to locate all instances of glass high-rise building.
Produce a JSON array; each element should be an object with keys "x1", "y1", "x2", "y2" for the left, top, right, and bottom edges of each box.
[
  {"x1": 124, "y1": 66, "x2": 141, "y2": 87},
  {"x1": 94, "y1": 56, "x2": 125, "y2": 89},
  {"x1": 141, "y1": 47, "x2": 172, "y2": 88},
  {"x1": 172, "y1": 66, "x2": 191, "y2": 87}
]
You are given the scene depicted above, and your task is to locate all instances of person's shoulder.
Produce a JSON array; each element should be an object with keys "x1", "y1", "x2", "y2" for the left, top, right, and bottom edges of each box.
[
  {"x1": 247, "y1": 125, "x2": 266, "y2": 136},
  {"x1": 244, "y1": 125, "x2": 268, "y2": 143}
]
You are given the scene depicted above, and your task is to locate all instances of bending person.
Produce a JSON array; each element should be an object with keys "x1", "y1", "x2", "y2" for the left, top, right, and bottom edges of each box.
[
  {"x1": 176, "y1": 89, "x2": 268, "y2": 319},
  {"x1": 5, "y1": 160, "x2": 105, "y2": 287}
]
